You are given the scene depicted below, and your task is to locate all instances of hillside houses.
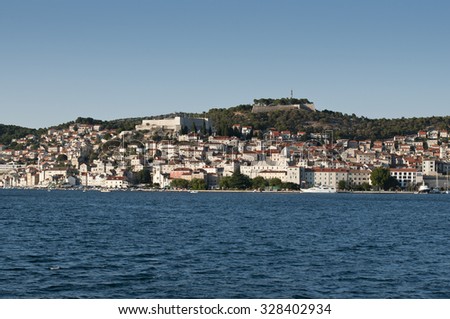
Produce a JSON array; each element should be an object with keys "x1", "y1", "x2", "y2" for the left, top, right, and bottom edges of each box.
[{"x1": 1, "y1": 118, "x2": 450, "y2": 190}]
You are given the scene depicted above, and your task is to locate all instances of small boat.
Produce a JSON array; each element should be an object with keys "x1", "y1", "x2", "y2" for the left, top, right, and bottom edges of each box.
[
  {"x1": 100, "y1": 189, "x2": 111, "y2": 193},
  {"x1": 189, "y1": 190, "x2": 199, "y2": 194},
  {"x1": 430, "y1": 173, "x2": 442, "y2": 194},
  {"x1": 429, "y1": 188, "x2": 442, "y2": 194},
  {"x1": 301, "y1": 185, "x2": 337, "y2": 193},
  {"x1": 417, "y1": 182, "x2": 430, "y2": 194}
]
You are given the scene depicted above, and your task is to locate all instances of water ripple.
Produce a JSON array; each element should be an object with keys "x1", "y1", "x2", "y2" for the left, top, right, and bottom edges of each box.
[{"x1": 1, "y1": 190, "x2": 450, "y2": 298}]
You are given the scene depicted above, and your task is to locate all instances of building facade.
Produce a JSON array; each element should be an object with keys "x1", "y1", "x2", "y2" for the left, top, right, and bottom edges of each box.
[{"x1": 136, "y1": 116, "x2": 211, "y2": 133}]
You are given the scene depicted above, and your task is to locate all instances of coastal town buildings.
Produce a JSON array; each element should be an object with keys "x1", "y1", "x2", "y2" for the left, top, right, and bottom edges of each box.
[{"x1": 1, "y1": 116, "x2": 450, "y2": 191}]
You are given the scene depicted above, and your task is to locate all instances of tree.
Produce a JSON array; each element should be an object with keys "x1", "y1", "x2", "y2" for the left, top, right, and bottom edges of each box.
[
  {"x1": 252, "y1": 176, "x2": 268, "y2": 190},
  {"x1": 370, "y1": 167, "x2": 390, "y2": 190},
  {"x1": 232, "y1": 127, "x2": 241, "y2": 138},
  {"x1": 385, "y1": 176, "x2": 400, "y2": 190},
  {"x1": 228, "y1": 170, "x2": 252, "y2": 190},
  {"x1": 354, "y1": 182, "x2": 372, "y2": 191},
  {"x1": 170, "y1": 178, "x2": 189, "y2": 189},
  {"x1": 189, "y1": 178, "x2": 207, "y2": 190},
  {"x1": 338, "y1": 180, "x2": 347, "y2": 190},
  {"x1": 75, "y1": 117, "x2": 102, "y2": 125},
  {"x1": 370, "y1": 167, "x2": 399, "y2": 190},
  {"x1": 281, "y1": 182, "x2": 300, "y2": 190},
  {"x1": 66, "y1": 166, "x2": 79, "y2": 177},
  {"x1": 191, "y1": 122, "x2": 197, "y2": 133},
  {"x1": 151, "y1": 133, "x2": 162, "y2": 142},
  {"x1": 226, "y1": 126, "x2": 234, "y2": 137},
  {"x1": 231, "y1": 171, "x2": 251, "y2": 189},
  {"x1": 201, "y1": 120, "x2": 207, "y2": 135},
  {"x1": 136, "y1": 169, "x2": 151, "y2": 185},
  {"x1": 56, "y1": 154, "x2": 68, "y2": 162},
  {"x1": 219, "y1": 176, "x2": 232, "y2": 189},
  {"x1": 268, "y1": 178, "x2": 283, "y2": 189},
  {"x1": 89, "y1": 151, "x2": 99, "y2": 163}
]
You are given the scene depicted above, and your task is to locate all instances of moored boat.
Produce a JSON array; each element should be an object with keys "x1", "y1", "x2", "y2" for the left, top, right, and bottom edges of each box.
[
  {"x1": 301, "y1": 185, "x2": 337, "y2": 193},
  {"x1": 429, "y1": 188, "x2": 442, "y2": 194},
  {"x1": 417, "y1": 182, "x2": 431, "y2": 194}
]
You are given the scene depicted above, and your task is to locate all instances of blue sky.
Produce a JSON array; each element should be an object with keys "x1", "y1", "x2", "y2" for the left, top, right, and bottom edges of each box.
[{"x1": 1, "y1": 0, "x2": 450, "y2": 128}]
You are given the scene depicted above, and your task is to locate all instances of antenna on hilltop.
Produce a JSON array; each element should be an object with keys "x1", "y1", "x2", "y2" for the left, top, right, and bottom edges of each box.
[{"x1": 290, "y1": 89, "x2": 293, "y2": 99}]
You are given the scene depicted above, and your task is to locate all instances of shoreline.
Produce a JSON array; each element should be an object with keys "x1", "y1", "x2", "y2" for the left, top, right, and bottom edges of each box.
[{"x1": 0, "y1": 187, "x2": 417, "y2": 194}]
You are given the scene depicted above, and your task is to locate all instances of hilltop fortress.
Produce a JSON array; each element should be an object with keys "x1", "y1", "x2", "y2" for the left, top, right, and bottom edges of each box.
[{"x1": 251, "y1": 97, "x2": 316, "y2": 113}]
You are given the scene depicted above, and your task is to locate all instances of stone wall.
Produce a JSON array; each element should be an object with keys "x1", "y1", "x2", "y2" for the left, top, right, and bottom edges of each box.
[{"x1": 251, "y1": 103, "x2": 315, "y2": 113}]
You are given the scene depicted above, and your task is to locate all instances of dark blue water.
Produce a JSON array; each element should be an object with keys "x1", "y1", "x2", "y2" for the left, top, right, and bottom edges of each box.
[{"x1": 1, "y1": 189, "x2": 450, "y2": 298}]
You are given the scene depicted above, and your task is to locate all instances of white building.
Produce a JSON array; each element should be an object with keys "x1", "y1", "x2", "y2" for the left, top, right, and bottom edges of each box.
[
  {"x1": 348, "y1": 170, "x2": 372, "y2": 186},
  {"x1": 136, "y1": 116, "x2": 211, "y2": 133},
  {"x1": 258, "y1": 170, "x2": 287, "y2": 181},
  {"x1": 240, "y1": 160, "x2": 301, "y2": 184},
  {"x1": 390, "y1": 168, "x2": 422, "y2": 188},
  {"x1": 302, "y1": 168, "x2": 348, "y2": 188},
  {"x1": 152, "y1": 164, "x2": 171, "y2": 188},
  {"x1": 105, "y1": 176, "x2": 128, "y2": 189},
  {"x1": 422, "y1": 158, "x2": 437, "y2": 175},
  {"x1": 240, "y1": 160, "x2": 285, "y2": 179},
  {"x1": 39, "y1": 168, "x2": 67, "y2": 186}
]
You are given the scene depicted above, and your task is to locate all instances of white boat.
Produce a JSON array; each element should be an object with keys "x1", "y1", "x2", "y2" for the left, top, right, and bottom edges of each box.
[
  {"x1": 417, "y1": 182, "x2": 430, "y2": 194},
  {"x1": 301, "y1": 185, "x2": 337, "y2": 193},
  {"x1": 100, "y1": 189, "x2": 111, "y2": 193},
  {"x1": 189, "y1": 190, "x2": 199, "y2": 194}
]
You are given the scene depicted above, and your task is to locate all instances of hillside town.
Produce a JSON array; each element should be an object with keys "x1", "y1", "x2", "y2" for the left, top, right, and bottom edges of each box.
[{"x1": 1, "y1": 115, "x2": 450, "y2": 191}]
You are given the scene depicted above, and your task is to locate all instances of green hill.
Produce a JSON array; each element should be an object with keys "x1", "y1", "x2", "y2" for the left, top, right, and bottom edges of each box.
[
  {"x1": 205, "y1": 101, "x2": 450, "y2": 140},
  {"x1": 0, "y1": 124, "x2": 39, "y2": 146},
  {"x1": 2, "y1": 98, "x2": 450, "y2": 145}
]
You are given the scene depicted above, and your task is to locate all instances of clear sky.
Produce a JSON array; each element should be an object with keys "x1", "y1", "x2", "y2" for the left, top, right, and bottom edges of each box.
[{"x1": 1, "y1": 0, "x2": 450, "y2": 128}]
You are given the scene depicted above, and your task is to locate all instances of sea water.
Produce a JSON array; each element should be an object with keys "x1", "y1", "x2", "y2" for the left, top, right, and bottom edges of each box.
[{"x1": 1, "y1": 189, "x2": 450, "y2": 298}]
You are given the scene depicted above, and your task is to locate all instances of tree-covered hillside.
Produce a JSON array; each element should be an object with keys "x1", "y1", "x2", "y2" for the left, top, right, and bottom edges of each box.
[
  {"x1": 0, "y1": 124, "x2": 39, "y2": 145},
  {"x1": 2, "y1": 99, "x2": 450, "y2": 145},
  {"x1": 253, "y1": 97, "x2": 313, "y2": 106},
  {"x1": 205, "y1": 103, "x2": 450, "y2": 140}
]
